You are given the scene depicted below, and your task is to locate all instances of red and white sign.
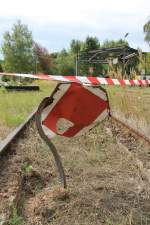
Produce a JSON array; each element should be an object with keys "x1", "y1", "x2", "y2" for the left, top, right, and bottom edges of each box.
[{"x1": 41, "y1": 82, "x2": 109, "y2": 138}]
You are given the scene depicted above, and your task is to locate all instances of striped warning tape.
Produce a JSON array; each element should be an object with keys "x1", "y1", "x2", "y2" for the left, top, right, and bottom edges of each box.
[{"x1": 0, "y1": 72, "x2": 150, "y2": 86}]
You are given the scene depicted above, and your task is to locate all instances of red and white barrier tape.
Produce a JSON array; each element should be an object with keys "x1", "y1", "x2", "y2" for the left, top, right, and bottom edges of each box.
[{"x1": 0, "y1": 72, "x2": 150, "y2": 86}]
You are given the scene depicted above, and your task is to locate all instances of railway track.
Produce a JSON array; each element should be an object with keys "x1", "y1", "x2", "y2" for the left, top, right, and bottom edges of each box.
[
  {"x1": 111, "y1": 115, "x2": 150, "y2": 145},
  {"x1": 0, "y1": 110, "x2": 36, "y2": 155},
  {"x1": 0, "y1": 110, "x2": 149, "y2": 224},
  {"x1": 0, "y1": 112, "x2": 149, "y2": 171},
  {"x1": 0, "y1": 111, "x2": 149, "y2": 175},
  {"x1": 0, "y1": 110, "x2": 37, "y2": 225},
  {"x1": 0, "y1": 112, "x2": 149, "y2": 157},
  {"x1": 0, "y1": 109, "x2": 66, "y2": 225}
]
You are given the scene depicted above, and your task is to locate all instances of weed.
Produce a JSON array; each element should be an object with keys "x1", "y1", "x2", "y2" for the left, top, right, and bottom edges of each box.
[
  {"x1": 21, "y1": 163, "x2": 33, "y2": 174},
  {"x1": 8, "y1": 207, "x2": 23, "y2": 225},
  {"x1": 105, "y1": 217, "x2": 122, "y2": 225}
]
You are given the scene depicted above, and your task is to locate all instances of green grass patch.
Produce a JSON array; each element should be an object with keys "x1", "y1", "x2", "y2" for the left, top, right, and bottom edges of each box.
[
  {"x1": 8, "y1": 207, "x2": 23, "y2": 225},
  {"x1": 0, "y1": 80, "x2": 55, "y2": 128}
]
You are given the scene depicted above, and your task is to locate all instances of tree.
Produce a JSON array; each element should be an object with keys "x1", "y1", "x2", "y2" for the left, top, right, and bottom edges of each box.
[
  {"x1": 102, "y1": 39, "x2": 128, "y2": 48},
  {"x1": 144, "y1": 19, "x2": 150, "y2": 46},
  {"x1": 70, "y1": 39, "x2": 83, "y2": 54},
  {"x1": 34, "y1": 43, "x2": 54, "y2": 74},
  {"x1": 55, "y1": 49, "x2": 74, "y2": 75},
  {"x1": 83, "y1": 36, "x2": 100, "y2": 51},
  {"x1": 145, "y1": 52, "x2": 150, "y2": 74},
  {"x1": 2, "y1": 20, "x2": 34, "y2": 73}
]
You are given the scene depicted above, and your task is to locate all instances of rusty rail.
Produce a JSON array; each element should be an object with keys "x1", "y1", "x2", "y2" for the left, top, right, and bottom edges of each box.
[
  {"x1": 110, "y1": 115, "x2": 150, "y2": 145},
  {"x1": 0, "y1": 106, "x2": 67, "y2": 188},
  {"x1": 0, "y1": 107, "x2": 149, "y2": 190},
  {"x1": 0, "y1": 110, "x2": 37, "y2": 155}
]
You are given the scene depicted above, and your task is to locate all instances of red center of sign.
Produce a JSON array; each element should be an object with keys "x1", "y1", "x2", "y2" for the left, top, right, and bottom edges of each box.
[{"x1": 43, "y1": 83, "x2": 108, "y2": 137}]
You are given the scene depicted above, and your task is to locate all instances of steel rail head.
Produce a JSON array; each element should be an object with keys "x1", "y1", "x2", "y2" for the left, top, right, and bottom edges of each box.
[
  {"x1": 110, "y1": 114, "x2": 150, "y2": 145},
  {"x1": 36, "y1": 97, "x2": 67, "y2": 189}
]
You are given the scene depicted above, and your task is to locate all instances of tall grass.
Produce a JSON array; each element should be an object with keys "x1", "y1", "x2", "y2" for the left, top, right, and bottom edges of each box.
[{"x1": 105, "y1": 86, "x2": 150, "y2": 138}]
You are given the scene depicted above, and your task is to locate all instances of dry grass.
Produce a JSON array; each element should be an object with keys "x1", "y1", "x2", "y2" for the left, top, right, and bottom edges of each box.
[
  {"x1": 0, "y1": 81, "x2": 150, "y2": 224},
  {"x1": 4, "y1": 120, "x2": 149, "y2": 225},
  {"x1": 105, "y1": 86, "x2": 150, "y2": 138}
]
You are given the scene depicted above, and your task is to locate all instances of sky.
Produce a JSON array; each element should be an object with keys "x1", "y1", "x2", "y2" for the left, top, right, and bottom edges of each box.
[{"x1": 0, "y1": 0, "x2": 150, "y2": 55}]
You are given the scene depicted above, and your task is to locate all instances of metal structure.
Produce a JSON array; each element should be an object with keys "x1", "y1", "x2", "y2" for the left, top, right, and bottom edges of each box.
[
  {"x1": 0, "y1": 110, "x2": 36, "y2": 154},
  {"x1": 76, "y1": 45, "x2": 140, "y2": 76}
]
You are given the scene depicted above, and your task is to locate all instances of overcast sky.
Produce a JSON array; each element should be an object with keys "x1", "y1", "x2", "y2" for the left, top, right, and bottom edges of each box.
[{"x1": 0, "y1": 0, "x2": 150, "y2": 54}]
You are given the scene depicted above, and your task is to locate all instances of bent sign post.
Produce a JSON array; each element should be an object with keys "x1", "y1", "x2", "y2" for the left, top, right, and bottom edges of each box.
[{"x1": 36, "y1": 82, "x2": 109, "y2": 187}]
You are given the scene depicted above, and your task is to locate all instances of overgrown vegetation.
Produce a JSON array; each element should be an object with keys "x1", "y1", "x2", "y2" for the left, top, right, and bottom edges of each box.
[{"x1": 7, "y1": 120, "x2": 150, "y2": 225}]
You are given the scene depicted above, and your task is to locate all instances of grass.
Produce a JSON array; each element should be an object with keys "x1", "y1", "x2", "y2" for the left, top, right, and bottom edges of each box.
[
  {"x1": 8, "y1": 207, "x2": 23, "y2": 225},
  {"x1": 0, "y1": 80, "x2": 55, "y2": 139},
  {"x1": 21, "y1": 163, "x2": 33, "y2": 175},
  {"x1": 0, "y1": 81, "x2": 149, "y2": 140},
  {"x1": 104, "y1": 85, "x2": 150, "y2": 138},
  {"x1": 15, "y1": 121, "x2": 150, "y2": 225},
  {"x1": 1, "y1": 101, "x2": 150, "y2": 224}
]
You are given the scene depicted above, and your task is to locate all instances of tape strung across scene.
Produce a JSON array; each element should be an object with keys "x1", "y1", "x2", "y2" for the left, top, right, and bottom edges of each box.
[
  {"x1": 0, "y1": 72, "x2": 148, "y2": 187},
  {"x1": 0, "y1": 72, "x2": 150, "y2": 86}
]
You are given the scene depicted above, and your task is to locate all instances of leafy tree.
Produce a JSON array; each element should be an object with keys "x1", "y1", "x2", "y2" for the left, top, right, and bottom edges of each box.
[
  {"x1": 2, "y1": 20, "x2": 34, "y2": 73},
  {"x1": 70, "y1": 39, "x2": 83, "y2": 54},
  {"x1": 55, "y1": 49, "x2": 74, "y2": 75},
  {"x1": 83, "y1": 36, "x2": 100, "y2": 51},
  {"x1": 144, "y1": 19, "x2": 150, "y2": 46},
  {"x1": 34, "y1": 42, "x2": 53, "y2": 74},
  {"x1": 145, "y1": 52, "x2": 150, "y2": 74},
  {"x1": 102, "y1": 39, "x2": 128, "y2": 48}
]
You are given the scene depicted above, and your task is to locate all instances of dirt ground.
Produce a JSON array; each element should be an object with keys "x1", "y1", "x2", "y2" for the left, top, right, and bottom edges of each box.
[{"x1": 0, "y1": 118, "x2": 150, "y2": 225}]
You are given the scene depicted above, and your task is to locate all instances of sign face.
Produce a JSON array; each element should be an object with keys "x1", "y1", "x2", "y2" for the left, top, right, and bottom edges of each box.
[{"x1": 41, "y1": 83, "x2": 109, "y2": 138}]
